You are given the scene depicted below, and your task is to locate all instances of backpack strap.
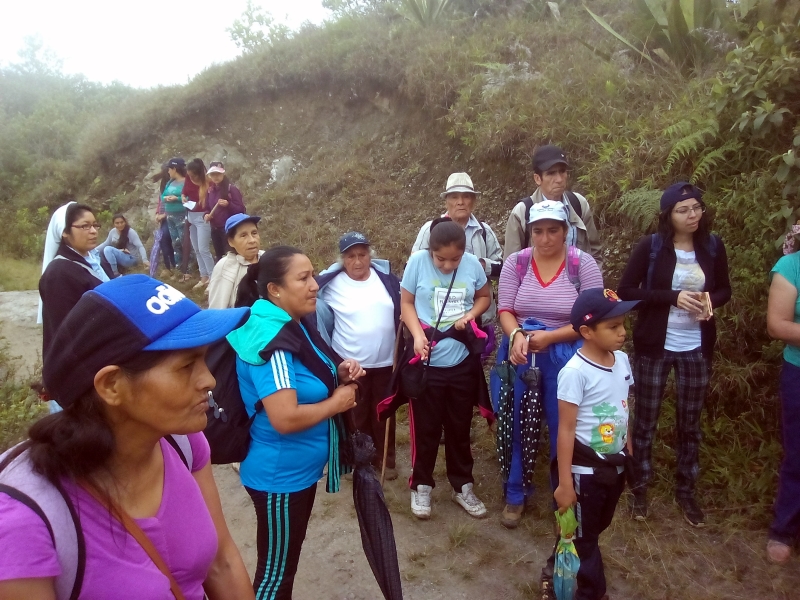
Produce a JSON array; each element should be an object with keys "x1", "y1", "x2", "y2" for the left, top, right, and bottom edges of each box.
[
  {"x1": 565, "y1": 191, "x2": 583, "y2": 220},
  {"x1": 706, "y1": 234, "x2": 718, "y2": 258},
  {"x1": 566, "y1": 245, "x2": 582, "y2": 293},
  {"x1": 165, "y1": 435, "x2": 193, "y2": 471},
  {"x1": 514, "y1": 247, "x2": 533, "y2": 285},
  {"x1": 646, "y1": 233, "x2": 663, "y2": 290},
  {"x1": 521, "y1": 197, "x2": 534, "y2": 248},
  {"x1": 0, "y1": 450, "x2": 84, "y2": 600},
  {"x1": 479, "y1": 221, "x2": 487, "y2": 245}
]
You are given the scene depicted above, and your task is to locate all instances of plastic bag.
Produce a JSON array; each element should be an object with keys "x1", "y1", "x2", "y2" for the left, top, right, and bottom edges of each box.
[{"x1": 553, "y1": 507, "x2": 580, "y2": 600}]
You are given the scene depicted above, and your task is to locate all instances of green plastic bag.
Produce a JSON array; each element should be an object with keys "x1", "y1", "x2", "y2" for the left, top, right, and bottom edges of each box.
[{"x1": 553, "y1": 507, "x2": 580, "y2": 600}]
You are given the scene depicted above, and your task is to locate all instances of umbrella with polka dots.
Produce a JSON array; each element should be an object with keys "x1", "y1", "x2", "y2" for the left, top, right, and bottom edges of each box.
[{"x1": 519, "y1": 357, "x2": 544, "y2": 484}]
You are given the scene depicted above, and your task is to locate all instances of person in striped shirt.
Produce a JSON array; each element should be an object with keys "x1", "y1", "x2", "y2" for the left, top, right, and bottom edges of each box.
[{"x1": 496, "y1": 200, "x2": 603, "y2": 531}]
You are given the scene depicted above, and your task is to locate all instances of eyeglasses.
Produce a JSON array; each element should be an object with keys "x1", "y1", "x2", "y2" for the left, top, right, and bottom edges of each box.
[
  {"x1": 73, "y1": 223, "x2": 102, "y2": 231},
  {"x1": 673, "y1": 204, "x2": 706, "y2": 216}
]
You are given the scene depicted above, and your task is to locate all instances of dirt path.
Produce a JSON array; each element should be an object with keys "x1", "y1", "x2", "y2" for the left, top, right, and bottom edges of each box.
[
  {"x1": 4, "y1": 290, "x2": 799, "y2": 599},
  {"x1": 0, "y1": 290, "x2": 43, "y2": 379}
]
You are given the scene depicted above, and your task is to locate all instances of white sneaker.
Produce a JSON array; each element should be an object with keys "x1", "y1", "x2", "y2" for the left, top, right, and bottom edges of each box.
[
  {"x1": 411, "y1": 485, "x2": 433, "y2": 520},
  {"x1": 452, "y1": 483, "x2": 487, "y2": 518}
]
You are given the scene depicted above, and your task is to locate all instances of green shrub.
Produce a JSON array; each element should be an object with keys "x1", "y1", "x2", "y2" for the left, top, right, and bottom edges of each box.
[{"x1": 0, "y1": 341, "x2": 43, "y2": 452}]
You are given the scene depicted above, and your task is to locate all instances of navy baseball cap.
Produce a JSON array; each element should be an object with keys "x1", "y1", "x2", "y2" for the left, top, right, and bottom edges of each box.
[
  {"x1": 339, "y1": 231, "x2": 370, "y2": 253},
  {"x1": 661, "y1": 181, "x2": 703, "y2": 211},
  {"x1": 225, "y1": 213, "x2": 261, "y2": 234},
  {"x1": 532, "y1": 145, "x2": 569, "y2": 172},
  {"x1": 43, "y1": 275, "x2": 249, "y2": 408},
  {"x1": 167, "y1": 157, "x2": 185, "y2": 169},
  {"x1": 570, "y1": 288, "x2": 639, "y2": 332}
]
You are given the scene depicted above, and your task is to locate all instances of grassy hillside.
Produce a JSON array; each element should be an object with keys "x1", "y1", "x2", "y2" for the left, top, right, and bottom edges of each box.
[{"x1": 2, "y1": 0, "x2": 799, "y2": 529}]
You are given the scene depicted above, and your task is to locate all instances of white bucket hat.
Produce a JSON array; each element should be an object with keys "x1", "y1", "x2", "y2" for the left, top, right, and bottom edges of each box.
[
  {"x1": 440, "y1": 172, "x2": 481, "y2": 198},
  {"x1": 528, "y1": 199, "x2": 569, "y2": 224}
]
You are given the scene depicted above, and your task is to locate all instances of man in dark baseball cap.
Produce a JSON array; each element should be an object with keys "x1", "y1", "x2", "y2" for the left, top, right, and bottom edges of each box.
[{"x1": 503, "y1": 144, "x2": 602, "y2": 268}]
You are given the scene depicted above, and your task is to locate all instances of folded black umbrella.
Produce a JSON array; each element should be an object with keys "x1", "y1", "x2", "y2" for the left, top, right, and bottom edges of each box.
[{"x1": 344, "y1": 386, "x2": 403, "y2": 600}]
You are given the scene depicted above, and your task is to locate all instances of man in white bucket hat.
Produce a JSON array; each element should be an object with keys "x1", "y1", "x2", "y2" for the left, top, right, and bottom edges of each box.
[{"x1": 411, "y1": 172, "x2": 503, "y2": 323}]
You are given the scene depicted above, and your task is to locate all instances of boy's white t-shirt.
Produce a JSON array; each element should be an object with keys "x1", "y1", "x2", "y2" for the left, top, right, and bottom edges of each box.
[
  {"x1": 557, "y1": 350, "x2": 634, "y2": 475},
  {"x1": 320, "y1": 269, "x2": 396, "y2": 368}
]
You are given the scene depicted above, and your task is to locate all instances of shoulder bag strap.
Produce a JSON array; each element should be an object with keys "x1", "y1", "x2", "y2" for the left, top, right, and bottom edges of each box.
[
  {"x1": 79, "y1": 481, "x2": 187, "y2": 600},
  {"x1": 425, "y1": 267, "x2": 458, "y2": 368}
]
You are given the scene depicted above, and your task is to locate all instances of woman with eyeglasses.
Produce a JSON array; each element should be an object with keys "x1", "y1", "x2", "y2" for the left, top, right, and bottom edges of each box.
[
  {"x1": 39, "y1": 202, "x2": 113, "y2": 365},
  {"x1": 618, "y1": 182, "x2": 731, "y2": 528}
]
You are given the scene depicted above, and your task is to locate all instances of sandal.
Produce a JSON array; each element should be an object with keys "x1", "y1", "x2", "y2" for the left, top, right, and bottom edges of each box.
[{"x1": 179, "y1": 274, "x2": 192, "y2": 283}]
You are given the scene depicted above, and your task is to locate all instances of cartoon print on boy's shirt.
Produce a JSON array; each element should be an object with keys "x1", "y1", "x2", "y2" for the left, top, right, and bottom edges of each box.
[{"x1": 590, "y1": 402, "x2": 628, "y2": 454}]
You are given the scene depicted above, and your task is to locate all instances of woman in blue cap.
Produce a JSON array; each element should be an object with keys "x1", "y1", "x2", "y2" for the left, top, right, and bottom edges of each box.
[
  {"x1": 207, "y1": 213, "x2": 264, "y2": 309},
  {"x1": 618, "y1": 182, "x2": 731, "y2": 528},
  {"x1": 0, "y1": 275, "x2": 253, "y2": 599}
]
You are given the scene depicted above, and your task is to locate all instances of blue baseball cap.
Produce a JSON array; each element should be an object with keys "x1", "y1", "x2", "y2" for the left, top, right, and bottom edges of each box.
[
  {"x1": 43, "y1": 275, "x2": 249, "y2": 408},
  {"x1": 225, "y1": 213, "x2": 261, "y2": 234},
  {"x1": 570, "y1": 287, "x2": 639, "y2": 332},
  {"x1": 339, "y1": 231, "x2": 370, "y2": 253}
]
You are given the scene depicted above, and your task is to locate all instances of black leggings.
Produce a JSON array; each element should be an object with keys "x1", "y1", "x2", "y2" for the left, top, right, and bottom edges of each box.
[{"x1": 246, "y1": 483, "x2": 317, "y2": 600}]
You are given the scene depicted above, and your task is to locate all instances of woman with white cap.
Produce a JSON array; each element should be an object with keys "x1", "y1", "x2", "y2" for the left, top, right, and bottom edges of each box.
[
  {"x1": 496, "y1": 200, "x2": 603, "y2": 530},
  {"x1": 207, "y1": 214, "x2": 264, "y2": 309},
  {"x1": 204, "y1": 161, "x2": 246, "y2": 261}
]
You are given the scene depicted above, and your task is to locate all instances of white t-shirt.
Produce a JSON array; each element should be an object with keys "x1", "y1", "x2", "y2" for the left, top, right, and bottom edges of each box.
[
  {"x1": 557, "y1": 350, "x2": 633, "y2": 475},
  {"x1": 320, "y1": 269, "x2": 396, "y2": 368},
  {"x1": 664, "y1": 249, "x2": 704, "y2": 352}
]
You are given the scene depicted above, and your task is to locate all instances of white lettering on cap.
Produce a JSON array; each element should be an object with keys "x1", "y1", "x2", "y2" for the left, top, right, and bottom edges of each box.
[{"x1": 146, "y1": 284, "x2": 186, "y2": 315}]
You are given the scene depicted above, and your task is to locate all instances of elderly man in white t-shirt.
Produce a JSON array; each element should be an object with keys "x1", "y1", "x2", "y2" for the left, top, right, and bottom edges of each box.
[{"x1": 314, "y1": 232, "x2": 402, "y2": 480}]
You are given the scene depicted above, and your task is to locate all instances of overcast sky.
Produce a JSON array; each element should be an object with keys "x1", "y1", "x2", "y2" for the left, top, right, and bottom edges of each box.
[{"x1": 0, "y1": 0, "x2": 330, "y2": 88}]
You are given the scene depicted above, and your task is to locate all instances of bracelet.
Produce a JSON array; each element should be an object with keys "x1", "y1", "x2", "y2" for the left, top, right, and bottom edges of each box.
[{"x1": 509, "y1": 327, "x2": 525, "y2": 342}]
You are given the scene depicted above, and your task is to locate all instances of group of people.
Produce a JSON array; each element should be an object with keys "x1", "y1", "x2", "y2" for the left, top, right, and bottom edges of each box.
[
  {"x1": 1, "y1": 143, "x2": 797, "y2": 600},
  {"x1": 152, "y1": 158, "x2": 246, "y2": 288}
]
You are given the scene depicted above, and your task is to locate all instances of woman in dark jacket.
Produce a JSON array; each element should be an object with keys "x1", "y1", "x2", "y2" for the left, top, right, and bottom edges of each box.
[
  {"x1": 618, "y1": 182, "x2": 731, "y2": 528},
  {"x1": 39, "y1": 203, "x2": 113, "y2": 411},
  {"x1": 39, "y1": 203, "x2": 113, "y2": 357}
]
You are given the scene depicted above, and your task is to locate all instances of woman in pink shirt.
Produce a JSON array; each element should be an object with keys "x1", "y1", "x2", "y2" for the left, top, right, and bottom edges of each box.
[
  {"x1": 0, "y1": 275, "x2": 253, "y2": 600},
  {"x1": 495, "y1": 200, "x2": 603, "y2": 531}
]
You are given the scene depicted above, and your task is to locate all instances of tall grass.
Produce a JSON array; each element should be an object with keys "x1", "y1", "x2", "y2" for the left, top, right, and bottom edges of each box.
[{"x1": 0, "y1": 257, "x2": 42, "y2": 291}]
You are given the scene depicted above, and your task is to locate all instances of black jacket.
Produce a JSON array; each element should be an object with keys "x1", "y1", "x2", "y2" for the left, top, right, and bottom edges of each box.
[
  {"x1": 39, "y1": 243, "x2": 114, "y2": 356},
  {"x1": 617, "y1": 234, "x2": 731, "y2": 359}
]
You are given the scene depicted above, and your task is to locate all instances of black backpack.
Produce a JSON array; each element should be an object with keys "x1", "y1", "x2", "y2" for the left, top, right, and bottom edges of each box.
[
  {"x1": 204, "y1": 338, "x2": 261, "y2": 464},
  {"x1": 521, "y1": 192, "x2": 583, "y2": 248}
]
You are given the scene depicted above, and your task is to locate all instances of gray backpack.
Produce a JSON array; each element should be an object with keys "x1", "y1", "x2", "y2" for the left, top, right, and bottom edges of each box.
[{"x1": 0, "y1": 435, "x2": 193, "y2": 600}]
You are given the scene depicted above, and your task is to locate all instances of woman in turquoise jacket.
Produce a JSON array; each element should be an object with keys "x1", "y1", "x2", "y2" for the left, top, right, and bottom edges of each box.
[{"x1": 227, "y1": 245, "x2": 365, "y2": 599}]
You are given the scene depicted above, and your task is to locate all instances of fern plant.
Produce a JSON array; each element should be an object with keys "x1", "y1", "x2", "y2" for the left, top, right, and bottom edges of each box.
[
  {"x1": 662, "y1": 117, "x2": 719, "y2": 173},
  {"x1": 610, "y1": 188, "x2": 662, "y2": 232},
  {"x1": 690, "y1": 140, "x2": 742, "y2": 182}
]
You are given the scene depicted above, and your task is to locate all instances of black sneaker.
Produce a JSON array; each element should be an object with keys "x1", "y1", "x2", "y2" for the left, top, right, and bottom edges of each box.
[
  {"x1": 677, "y1": 496, "x2": 705, "y2": 527},
  {"x1": 631, "y1": 491, "x2": 648, "y2": 521}
]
